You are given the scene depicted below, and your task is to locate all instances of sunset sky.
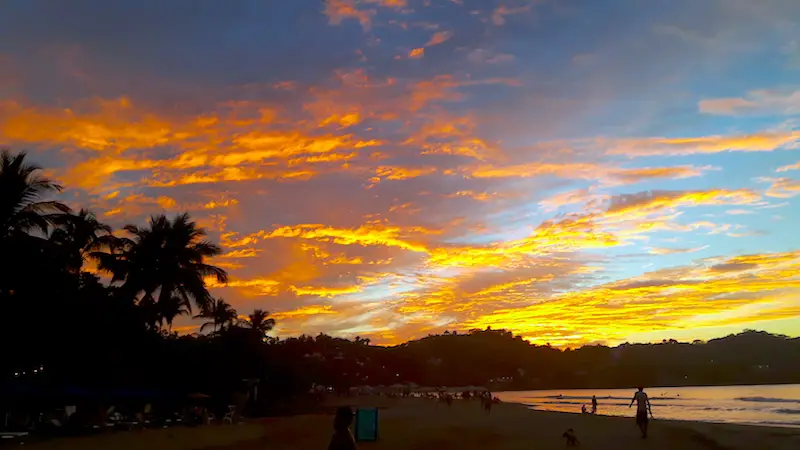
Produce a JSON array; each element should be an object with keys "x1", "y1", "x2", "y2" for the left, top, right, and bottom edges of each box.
[{"x1": 1, "y1": 0, "x2": 799, "y2": 346}]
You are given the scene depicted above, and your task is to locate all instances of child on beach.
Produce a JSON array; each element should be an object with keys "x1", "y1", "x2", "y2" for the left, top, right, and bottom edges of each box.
[{"x1": 562, "y1": 428, "x2": 580, "y2": 446}]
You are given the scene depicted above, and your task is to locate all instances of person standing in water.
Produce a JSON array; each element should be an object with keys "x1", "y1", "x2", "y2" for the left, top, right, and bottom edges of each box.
[
  {"x1": 629, "y1": 386, "x2": 652, "y2": 438},
  {"x1": 591, "y1": 395, "x2": 598, "y2": 414}
]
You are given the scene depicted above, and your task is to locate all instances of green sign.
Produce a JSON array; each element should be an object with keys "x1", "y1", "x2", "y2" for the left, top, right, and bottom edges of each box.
[{"x1": 354, "y1": 408, "x2": 378, "y2": 441}]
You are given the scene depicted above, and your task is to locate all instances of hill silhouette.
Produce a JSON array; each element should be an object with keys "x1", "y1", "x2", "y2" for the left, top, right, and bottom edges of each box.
[{"x1": 269, "y1": 328, "x2": 800, "y2": 393}]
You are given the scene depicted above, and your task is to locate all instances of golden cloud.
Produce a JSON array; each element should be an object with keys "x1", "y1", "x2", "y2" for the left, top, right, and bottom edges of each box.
[
  {"x1": 461, "y1": 250, "x2": 800, "y2": 346},
  {"x1": 760, "y1": 177, "x2": 800, "y2": 198},
  {"x1": 607, "y1": 132, "x2": 800, "y2": 156},
  {"x1": 222, "y1": 223, "x2": 432, "y2": 253},
  {"x1": 273, "y1": 305, "x2": 338, "y2": 320},
  {"x1": 408, "y1": 48, "x2": 425, "y2": 59}
]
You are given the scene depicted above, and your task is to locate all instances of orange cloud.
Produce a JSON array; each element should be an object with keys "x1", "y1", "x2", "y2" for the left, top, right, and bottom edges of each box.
[
  {"x1": 324, "y1": 0, "x2": 375, "y2": 30},
  {"x1": 698, "y1": 89, "x2": 800, "y2": 116},
  {"x1": 470, "y1": 161, "x2": 600, "y2": 179},
  {"x1": 369, "y1": 165, "x2": 437, "y2": 184},
  {"x1": 760, "y1": 177, "x2": 800, "y2": 198},
  {"x1": 408, "y1": 48, "x2": 425, "y2": 59},
  {"x1": 445, "y1": 190, "x2": 497, "y2": 201},
  {"x1": 291, "y1": 285, "x2": 362, "y2": 298},
  {"x1": 607, "y1": 132, "x2": 800, "y2": 156},
  {"x1": 491, "y1": 3, "x2": 534, "y2": 26},
  {"x1": 469, "y1": 162, "x2": 710, "y2": 184},
  {"x1": 777, "y1": 161, "x2": 800, "y2": 172},
  {"x1": 223, "y1": 223, "x2": 432, "y2": 253},
  {"x1": 0, "y1": 97, "x2": 175, "y2": 152},
  {"x1": 206, "y1": 277, "x2": 281, "y2": 295},
  {"x1": 427, "y1": 215, "x2": 618, "y2": 268},
  {"x1": 323, "y1": 0, "x2": 407, "y2": 31},
  {"x1": 425, "y1": 31, "x2": 454, "y2": 47},
  {"x1": 273, "y1": 305, "x2": 338, "y2": 319},
  {"x1": 649, "y1": 245, "x2": 709, "y2": 255},
  {"x1": 603, "y1": 189, "x2": 761, "y2": 217},
  {"x1": 607, "y1": 165, "x2": 711, "y2": 184},
  {"x1": 539, "y1": 188, "x2": 600, "y2": 211}
]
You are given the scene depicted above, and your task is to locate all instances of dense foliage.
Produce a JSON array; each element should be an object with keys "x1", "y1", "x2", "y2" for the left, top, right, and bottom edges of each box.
[{"x1": 1, "y1": 150, "x2": 798, "y2": 413}]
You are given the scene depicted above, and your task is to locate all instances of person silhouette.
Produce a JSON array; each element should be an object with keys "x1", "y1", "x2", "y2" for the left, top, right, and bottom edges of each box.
[
  {"x1": 562, "y1": 428, "x2": 580, "y2": 446},
  {"x1": 629, "y1": 386, "x2": 652, "y2": 438},
  {"x1": 591, "y1": 395, "x2": 597, "y2": 414},
  {"x1": 328, "y1": 406, "x2": 357, "y2": 450}
]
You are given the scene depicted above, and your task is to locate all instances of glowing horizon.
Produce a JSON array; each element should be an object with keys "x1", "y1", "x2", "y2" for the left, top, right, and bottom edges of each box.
[{"x1": 1, "y1": 0, "x2": 799, "y2": 346}]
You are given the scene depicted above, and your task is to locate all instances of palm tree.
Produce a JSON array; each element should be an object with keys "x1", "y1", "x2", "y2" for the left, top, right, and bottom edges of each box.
[
  {"x1": 242, "y1": 309, "x2": 276, "y2": 341},
  {"x1": 159, "y1": 295, "x2": 190, "y2": 333},
  {"x1": 0, "y1": 150, "x2": 70, "y2": 240},
  {"x1": 196, "y1": 297, "x2": 237, "y2": 334},
  {"x1": 50, "y1": 209, "x2": 113, "y2": 272},
  {"x1": 95, "y1": 213, "x2": 227, "y2": 314}
]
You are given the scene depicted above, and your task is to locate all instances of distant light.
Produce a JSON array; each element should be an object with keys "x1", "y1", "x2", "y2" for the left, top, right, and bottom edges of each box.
[{"x1": 14, "y1": 372, "x2": 19, "y2": 377}]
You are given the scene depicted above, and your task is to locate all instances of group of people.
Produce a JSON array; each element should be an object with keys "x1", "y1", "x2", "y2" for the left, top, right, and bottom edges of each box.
[
  {"x1": 580, "y1": 395, "x2": 599, "y2": 415},
  {"x1": 327, "y1": 386, "x2": 656, "y2": 449},
  {"x1": 579, "y1": 387, "x2": 654, "y2": 439}
]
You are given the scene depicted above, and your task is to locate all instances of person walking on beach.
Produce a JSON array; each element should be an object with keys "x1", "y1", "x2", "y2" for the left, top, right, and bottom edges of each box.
[
  {"x1": 591, "y1": 395, "x2": 598, "y2": 414},
  {"x1": 629, "y1": 386, "x2": 652, "y2": 439},
  {"x1": 328, "y1": 406, "x2": 357, "y2": 450}
]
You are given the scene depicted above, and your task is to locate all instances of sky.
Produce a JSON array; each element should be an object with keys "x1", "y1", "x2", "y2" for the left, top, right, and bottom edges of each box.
[{"x1": 1, "y1": 0, "x2": 800, "y2": 347}]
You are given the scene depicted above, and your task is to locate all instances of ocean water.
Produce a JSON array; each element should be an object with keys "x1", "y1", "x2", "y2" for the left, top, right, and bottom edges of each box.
[{"x1": 496, "y1": 384, "x2": 800, "y2": 428}]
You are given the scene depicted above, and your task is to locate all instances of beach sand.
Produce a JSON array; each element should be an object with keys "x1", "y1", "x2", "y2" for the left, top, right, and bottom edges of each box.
[{"x1": 24, "y1": 397, "x2": 800, "y2": 450}]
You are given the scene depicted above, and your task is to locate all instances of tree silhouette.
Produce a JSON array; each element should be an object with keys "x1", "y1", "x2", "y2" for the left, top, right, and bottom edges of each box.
[
  {"x1": 159, "y1": 295, "x2": 191, "y2": 333},
  {"x1": 96, "y1": 213, "x2": 228, "y2": 313},
  {"x1": 0, "y1": 150, "x2": 70, "y2": 240},
  {"x1": 196, "y1": 297, "x2": 238, "y2": 333},
  {"x1": 50, "y1": 209, "x2": 113, "y2": 272},
  {"x1": 242, "y1": 309, "x2": 276, "y2": 341}
]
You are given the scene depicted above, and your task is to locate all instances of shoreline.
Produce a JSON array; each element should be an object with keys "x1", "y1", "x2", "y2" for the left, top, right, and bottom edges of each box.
[
  {"x1": 495, "y1": 384, "x2": 800, "y2": 429},
  {"x1": 22, "y1": 397, "x2": 800, "y2": 450},
  {"x1": 504, "y1": 402, "x2": 800, "y2": 430},
  {"x1": 495, "y1": 381, "x2": 800, "y2": 392}
]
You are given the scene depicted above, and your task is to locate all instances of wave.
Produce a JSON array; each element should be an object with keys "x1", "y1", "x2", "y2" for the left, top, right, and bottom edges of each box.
[
  {"x1": 537, "y1": 395, "x2": 680, "y2": 401},
  {"x1": 756, "y1": 420, "x2": 800, "y2": 427},
  {"x1": 736, "y1": 397, "x2": 800, "y2": 404},
  {"x1": 775, "y1": 409, "x2": 800, "y2": 415},
  {"x1": 541, "y1": 400, "x2": 631, "y2": 406}
]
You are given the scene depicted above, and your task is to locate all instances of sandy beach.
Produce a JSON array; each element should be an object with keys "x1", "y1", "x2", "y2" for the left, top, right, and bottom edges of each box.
[{"x1": 23, "y1": 397, "x2": 800, "y2": 450}]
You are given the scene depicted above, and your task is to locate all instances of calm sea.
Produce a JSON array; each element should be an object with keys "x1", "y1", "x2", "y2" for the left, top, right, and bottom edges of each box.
[{"x1": 496, "y1": 384, "x2": 800, "y2": 428}]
